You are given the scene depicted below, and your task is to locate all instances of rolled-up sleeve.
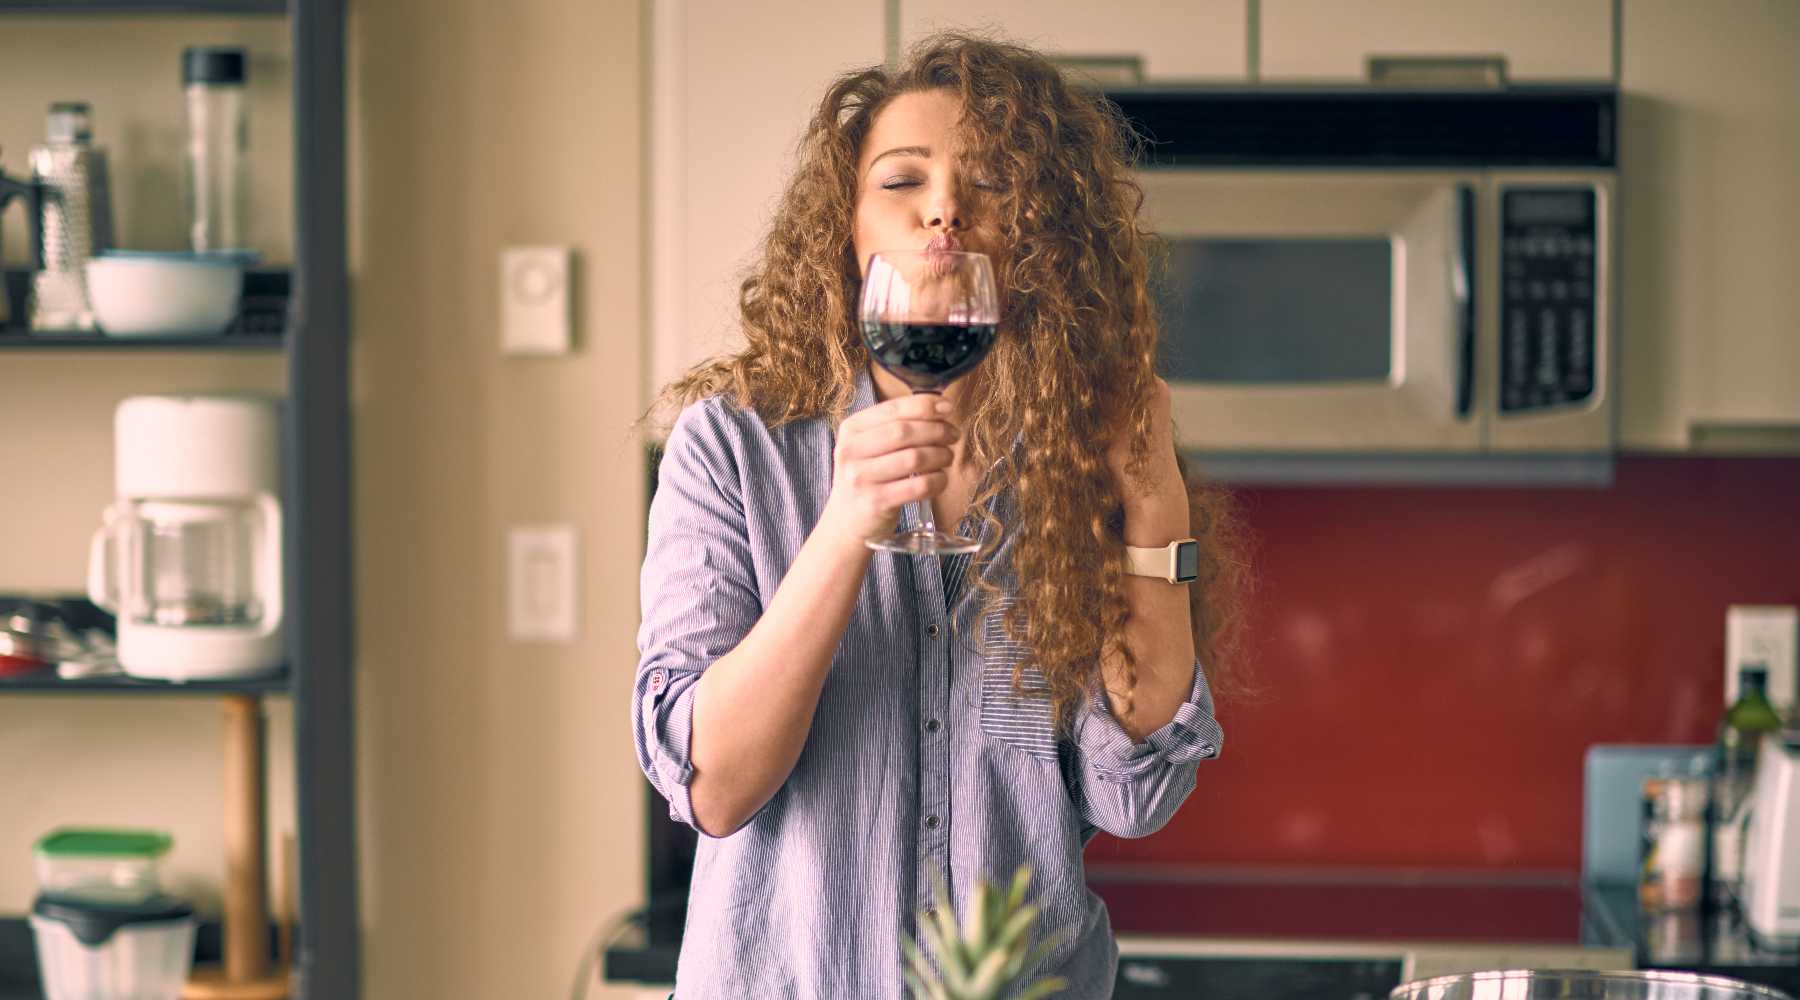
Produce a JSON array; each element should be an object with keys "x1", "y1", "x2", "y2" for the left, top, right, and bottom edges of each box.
[
  {"x1": 633, "y1": 400, "x2": 762, "y2": 833},
  {"x1": 1071, "y1": 659, "x2": 1223, "y2": 838}
]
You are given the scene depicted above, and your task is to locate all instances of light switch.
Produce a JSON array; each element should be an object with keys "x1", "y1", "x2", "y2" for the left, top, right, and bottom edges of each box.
[
  {"x1": 500, "y1": 246, "x2": 573, "y2": 355},
  {"x1": 507, "y1": 524, "x2": 579, "y2": 642}
]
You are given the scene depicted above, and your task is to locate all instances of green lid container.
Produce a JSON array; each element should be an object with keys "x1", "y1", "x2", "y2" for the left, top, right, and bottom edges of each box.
[
  {"x1": 34, "y1": 829, "x2": 173, "y2": 859},
  {"x1": 33, "y1": 828, "x2": 174, "y2": 904}
]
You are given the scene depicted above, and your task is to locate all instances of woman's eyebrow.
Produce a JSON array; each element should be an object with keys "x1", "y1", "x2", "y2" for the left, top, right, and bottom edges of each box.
[{"x1": 868, "y1": 145, "x2": 932, "y2": 169}]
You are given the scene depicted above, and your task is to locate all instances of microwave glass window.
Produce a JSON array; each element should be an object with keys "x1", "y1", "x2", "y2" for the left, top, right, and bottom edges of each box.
[{"x1": 1156, "y1": 238, "x2": 1393, "y2": 384}]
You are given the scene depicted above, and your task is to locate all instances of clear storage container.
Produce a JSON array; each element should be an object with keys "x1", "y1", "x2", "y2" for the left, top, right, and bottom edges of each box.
[
  {"x1": 182, "y1": 46, "x2": 248, "y2": 254},
  {"x1": 29, "y1": 893, "x2": 196, "y2": 1000},
  {"x1": 34, "y1": 829, "x2": 173, "y2": 905}
]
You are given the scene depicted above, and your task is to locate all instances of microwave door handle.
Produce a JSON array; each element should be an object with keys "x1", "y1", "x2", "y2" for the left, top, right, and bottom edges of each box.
[{"x1": 1453, "y1": 183, "x2": 1477, "y2": 418}]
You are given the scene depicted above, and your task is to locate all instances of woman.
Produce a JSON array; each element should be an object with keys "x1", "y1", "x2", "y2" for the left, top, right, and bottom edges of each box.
[{"x1": 635, "y1": 32, "x2": 1246, "y2": 999}]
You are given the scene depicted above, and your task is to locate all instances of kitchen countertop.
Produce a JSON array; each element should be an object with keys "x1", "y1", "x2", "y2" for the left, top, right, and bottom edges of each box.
[
  {"x1": 602, "y1": 874, "x2": 1800, "y2": 995},
  {"x1": 1583, "y1": 883, "x2": 1800, "y2": 990},
  {"x1": 1093, "y1": 873, "x2": 1586, "y2": 943}
]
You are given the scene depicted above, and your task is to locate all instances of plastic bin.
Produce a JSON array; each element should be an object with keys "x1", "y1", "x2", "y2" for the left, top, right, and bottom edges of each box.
[
  {"x1": 29, "y1": 893, "x2": 196, "y2": 1000},
  {"x1": 34, "y1": 829, "x2": 172, "y2": 905}
]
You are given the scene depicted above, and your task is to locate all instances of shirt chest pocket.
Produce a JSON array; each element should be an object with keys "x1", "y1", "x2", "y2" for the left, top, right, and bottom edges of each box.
[{"x1": 977, "y1": 599, "x2": 1061, "y2": 764}]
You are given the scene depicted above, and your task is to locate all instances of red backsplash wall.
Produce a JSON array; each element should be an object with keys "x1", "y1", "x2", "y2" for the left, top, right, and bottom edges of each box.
[{"x1": 1087, "y1": 455, "x2": 1800, "y2": 874}]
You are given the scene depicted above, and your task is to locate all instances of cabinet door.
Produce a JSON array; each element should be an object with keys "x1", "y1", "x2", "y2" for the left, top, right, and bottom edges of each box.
[
  {"x1": 1618, "y1": 0, "x2": 1800, "y2": 451},
  {"x1": 649, "y1": 0, "x2": 885, "y2": 402},
  {"x1": 900, "y1": 0, "x2": 1248, "y2": 81},
  {"x1": 1261, "y1": 0, "x2": 1613, "y2": 83}
]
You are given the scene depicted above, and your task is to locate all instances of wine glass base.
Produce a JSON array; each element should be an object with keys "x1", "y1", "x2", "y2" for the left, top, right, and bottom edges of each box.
[{"x1": 866, "y1": 528, "x2": 980, "y2": 556}]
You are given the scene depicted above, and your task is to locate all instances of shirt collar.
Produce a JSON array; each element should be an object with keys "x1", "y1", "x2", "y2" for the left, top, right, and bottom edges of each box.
[{"x1": 849, "y1": 364, "x2": 877, "y2": 419}]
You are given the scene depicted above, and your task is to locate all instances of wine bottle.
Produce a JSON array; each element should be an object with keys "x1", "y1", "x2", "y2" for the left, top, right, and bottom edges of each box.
[{"x1": 1709, "y1": 666, "x2": 1785, "y2": 907}]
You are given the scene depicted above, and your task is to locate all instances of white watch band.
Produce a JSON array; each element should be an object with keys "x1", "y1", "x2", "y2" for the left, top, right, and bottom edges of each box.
[{"x1": 1124, "y1": 538, "x2": 1199, "y2": 584}]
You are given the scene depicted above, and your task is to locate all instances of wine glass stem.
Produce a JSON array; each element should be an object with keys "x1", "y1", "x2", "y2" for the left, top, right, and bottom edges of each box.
[{"x1": 911, "y1": 387, "x2": 941, "y2": 537}]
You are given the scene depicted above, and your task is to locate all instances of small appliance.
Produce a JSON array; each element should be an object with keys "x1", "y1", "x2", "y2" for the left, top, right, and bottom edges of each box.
[
  {"x1": 87, "y1": 395, "x2": 284, "y2": 681},
  {"x1": 1108, "y1": 85, "x2": 1618, "y2": 481},
  {"x1": 1742, "y1": 734, "x2": 1800, "y2": 946}
]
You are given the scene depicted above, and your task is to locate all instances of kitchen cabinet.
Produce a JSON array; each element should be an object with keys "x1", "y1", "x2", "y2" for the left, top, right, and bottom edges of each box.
[
  {"x1": 1617, "y1": 0, "x2": 1800, "y2": 453},
  {"x1": 897, "y1": 0, "x2": 1248, "y2": 81},
  {"x1": 647, "y1": 0, "x2": 884, "y2": 402},
  {"x1": 1260, "y1": 0, "x2": 1613, "y2": 83}
]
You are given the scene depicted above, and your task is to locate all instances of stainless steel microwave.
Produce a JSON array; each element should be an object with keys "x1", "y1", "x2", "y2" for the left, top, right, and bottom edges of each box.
[{"x1": 1111, "y1": 88, "x2": 1618, "y2": 483}]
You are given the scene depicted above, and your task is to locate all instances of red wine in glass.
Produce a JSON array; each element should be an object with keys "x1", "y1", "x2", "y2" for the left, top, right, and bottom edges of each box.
[{"x1": 861, "y1": 320, "x2": 998, "y2": 392}]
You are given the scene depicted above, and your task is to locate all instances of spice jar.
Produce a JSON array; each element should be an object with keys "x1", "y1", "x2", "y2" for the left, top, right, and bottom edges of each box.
[{"x1": 1640, "y1": 771, "x2": 1709, "y2": 911}]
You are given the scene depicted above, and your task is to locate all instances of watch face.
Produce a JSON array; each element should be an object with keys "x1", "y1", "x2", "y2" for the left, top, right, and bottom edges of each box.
[{"x1": 1175, "y1": 541, "x2": 1200, "y2": 583}]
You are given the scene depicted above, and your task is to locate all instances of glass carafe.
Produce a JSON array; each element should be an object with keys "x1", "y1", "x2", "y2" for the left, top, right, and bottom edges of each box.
[{"x1": 89, "y1": 497, "x2": 270, "y2": 627}]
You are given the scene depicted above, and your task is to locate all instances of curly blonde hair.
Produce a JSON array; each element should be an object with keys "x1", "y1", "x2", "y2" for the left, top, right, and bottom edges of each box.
[{"x1": 654, "y1": 32, "x2": 1251, "y2": 733}]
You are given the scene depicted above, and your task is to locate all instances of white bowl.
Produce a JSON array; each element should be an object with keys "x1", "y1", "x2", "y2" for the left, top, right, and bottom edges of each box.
[{"x1": 84, "y1": 252, "x2": 249, "y2": 337}]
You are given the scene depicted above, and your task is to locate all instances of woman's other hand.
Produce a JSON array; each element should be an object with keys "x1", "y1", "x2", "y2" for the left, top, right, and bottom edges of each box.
[{"x1": 821, "y1": 393, "x2": 960, "y2": 546}]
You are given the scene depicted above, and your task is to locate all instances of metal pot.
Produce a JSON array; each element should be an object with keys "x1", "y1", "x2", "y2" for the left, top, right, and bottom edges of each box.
[
  {"x1": 1390, "y1": 969, "x2": 1794, "y2": 1000},
  {"x1": 0, "y1": 600, "x2": 85, "y2": 676},
  {"x1": 0, "y1": 626, "x2": 50, "y2": 674}
]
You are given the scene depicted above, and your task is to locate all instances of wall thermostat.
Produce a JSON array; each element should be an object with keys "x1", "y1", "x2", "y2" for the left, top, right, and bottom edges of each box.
[{"x1": 501, "y1": 245, "x2": 573, "y2": 355}]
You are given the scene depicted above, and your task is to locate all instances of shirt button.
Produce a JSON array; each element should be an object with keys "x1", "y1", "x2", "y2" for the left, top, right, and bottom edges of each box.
[
  {"x1": 926, "y1": 623, "x2": 941, "y2": 639},
  {"x1": 925, "y1": 814, "x2": 942, "y2": 830},
  {"x1": 924, "y1": 718, "x2": 941, "y2": 733}
]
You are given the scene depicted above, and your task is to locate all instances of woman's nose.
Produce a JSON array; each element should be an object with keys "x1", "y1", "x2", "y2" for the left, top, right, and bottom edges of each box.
[{"x1": 926, "y1": 190, "x2": 963, "y2": 231}]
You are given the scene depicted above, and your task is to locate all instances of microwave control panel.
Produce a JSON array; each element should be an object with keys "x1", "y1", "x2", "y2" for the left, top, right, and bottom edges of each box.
[{"x1": 1500, "y1": 187, "x2": 1598, "y2": 413}]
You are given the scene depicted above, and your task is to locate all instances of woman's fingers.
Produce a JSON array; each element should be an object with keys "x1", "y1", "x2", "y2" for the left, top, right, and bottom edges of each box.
[
  {"x1": 848, "y1": 445, "x2": 955, "y2": 486},
  {"x1": 841, "y1": 391, "x2": 949, "y2": 432},
  {"x1": 839, "y1": 395, "x2": 957, "y2": 453},
  {"x1": 838, "y1": 413, "x2": 958, "y2": 462},
  {"x1": 873, "y1": 470, "x2": 948, "y2": 508},
  {"x1": 823, "y1": 393, "x2": 959, "y2": 543}
]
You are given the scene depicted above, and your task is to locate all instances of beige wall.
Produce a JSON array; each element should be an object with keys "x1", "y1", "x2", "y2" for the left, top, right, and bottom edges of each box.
[
  {"x1": 1, "y1": 0, "x2": 649, "y2": 997},
  {"x1": 349, "y1": 0, "x2": 647, "y2": 994}
]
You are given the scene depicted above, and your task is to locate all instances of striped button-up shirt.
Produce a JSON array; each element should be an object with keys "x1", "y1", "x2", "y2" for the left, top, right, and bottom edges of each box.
[{"x1": 634, "y1": 368, "x2": 1223, "y2": 999}]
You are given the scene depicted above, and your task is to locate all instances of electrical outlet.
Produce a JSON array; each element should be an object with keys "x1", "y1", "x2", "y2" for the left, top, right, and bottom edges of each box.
[
  {"x1": 507, "y1": 524, "x2": 578, "y2": 642},
  {"x1": 1724, "y1": 605, "x2": 1798, "y2": 711}
]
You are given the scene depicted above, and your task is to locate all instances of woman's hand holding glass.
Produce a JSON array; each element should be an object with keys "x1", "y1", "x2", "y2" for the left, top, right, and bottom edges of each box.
[{"x1": 820, "y1": 394, "x2": 961, "y2": 548}]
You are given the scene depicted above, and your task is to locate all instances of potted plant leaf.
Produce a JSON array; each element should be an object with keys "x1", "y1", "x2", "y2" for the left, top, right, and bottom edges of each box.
[{"x1": 902, "y1": 864, "x2": 1068, "y2": 1000}]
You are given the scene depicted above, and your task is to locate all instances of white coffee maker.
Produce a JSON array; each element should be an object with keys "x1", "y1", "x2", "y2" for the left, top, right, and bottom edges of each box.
[{"x1": 87, "y1": 395, "x2": 284, "y2": 681}]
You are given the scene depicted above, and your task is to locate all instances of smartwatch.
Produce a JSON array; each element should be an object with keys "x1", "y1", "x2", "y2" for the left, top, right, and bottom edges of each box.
[{"x1": 1125, "y1": 538, "x2": 1200, "y2": 584}]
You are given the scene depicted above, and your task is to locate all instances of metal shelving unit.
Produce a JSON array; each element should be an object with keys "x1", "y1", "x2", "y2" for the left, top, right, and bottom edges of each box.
[
  {"x1": 0, "y1": 1, "x2": 285, "y2": 13},
  {"x1": 0, "y1": 0, "x2": 358, "y2": 997},
  {"x1": 0, "y1": 333, "x2": 285, "y2": 349},
  {"x1": 0, "y1": 669, "x2": 291, "y2": 695}
]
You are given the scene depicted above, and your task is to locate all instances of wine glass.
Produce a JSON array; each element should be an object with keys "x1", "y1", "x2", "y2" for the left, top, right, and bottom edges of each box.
[{"x1": 858, "y1": 249, "x2": 999, "y2": 555}]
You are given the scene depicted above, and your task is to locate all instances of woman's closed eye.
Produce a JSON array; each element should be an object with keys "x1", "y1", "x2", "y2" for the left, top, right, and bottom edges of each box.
[{"x1": 876, "y1": 176, "x2": 1003, "y2": 194}]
